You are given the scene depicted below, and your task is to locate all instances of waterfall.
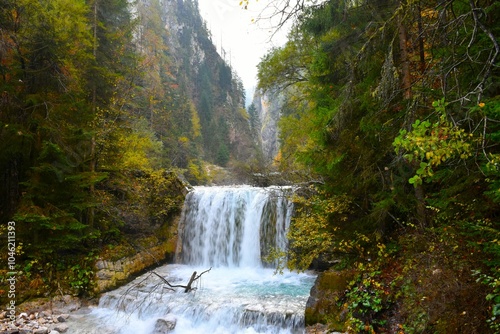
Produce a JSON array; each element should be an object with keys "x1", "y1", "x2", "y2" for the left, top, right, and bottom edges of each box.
[
  {"x1": 178, "y1": 186, "x2": 293, "y2": 268},
  {"x1": 67, "y1": 186, "x2": 316, "y2": 334}
]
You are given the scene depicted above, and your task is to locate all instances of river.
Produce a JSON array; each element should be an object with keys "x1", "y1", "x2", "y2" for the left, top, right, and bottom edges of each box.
[{"x1": 67, "y1": 186, "x2": 316, "y2": 334}]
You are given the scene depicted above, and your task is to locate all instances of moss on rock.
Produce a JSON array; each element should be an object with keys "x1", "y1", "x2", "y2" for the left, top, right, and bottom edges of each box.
[{"x1": 305, "y1": 269, "x2": 357, "y2": 331}]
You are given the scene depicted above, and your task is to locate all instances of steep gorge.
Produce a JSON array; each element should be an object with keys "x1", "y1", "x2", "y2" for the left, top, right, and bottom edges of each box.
[
  {"x1": 136, "y1": 0, "x2": 260, "y2": 170},
  {"x1": 0, "y1": 0, "x2": 265, "y2": 304}
]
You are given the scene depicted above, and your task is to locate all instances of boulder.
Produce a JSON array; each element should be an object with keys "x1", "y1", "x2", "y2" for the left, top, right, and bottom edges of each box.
[
  {"x1": 305, "y1": 269, "x2": 356, "y2": 332},
  {"x1": 52, "y1": 323, "x2": 68, "y2": 333},
  {"x1": 55, "y1": 315, "x2": 68, "y2": 323},
  {"x1": 34, "y1": 327, "x2": 49, "y2": 334},
  {"x1": 153, "y1": 315, "x2": 177, "y2": 333}
]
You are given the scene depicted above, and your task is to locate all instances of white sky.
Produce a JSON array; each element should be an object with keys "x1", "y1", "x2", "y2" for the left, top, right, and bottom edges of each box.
[{"x1": 196, "y1": 0, "x2": 291, "y2": 106}]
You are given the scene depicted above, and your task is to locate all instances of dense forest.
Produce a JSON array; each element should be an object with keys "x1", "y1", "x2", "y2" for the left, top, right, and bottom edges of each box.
[
  {"x1": 1, "y1": 0, "x2": 500, "y2": 332},
  {"x1": 254, "y1": 0, "x2": 500, "y2": 332},
  {"x1": 0, "y1": 0, "x2": 261, "y2": 302}
]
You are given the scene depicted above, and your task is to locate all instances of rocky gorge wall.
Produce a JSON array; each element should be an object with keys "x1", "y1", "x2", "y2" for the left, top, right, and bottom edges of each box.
[
  {"x1": 305, "y1": 269, "x2": 357, "y2": 332},
  {"x1": 251, "y1": 90, "x2": 283, "y2": 163},
  {"x1": 93, "y1": 171, "x2": 190, "y2": 293},
  {"x1": 94, "y1": 223, "x2": 180, "y2": 293}
]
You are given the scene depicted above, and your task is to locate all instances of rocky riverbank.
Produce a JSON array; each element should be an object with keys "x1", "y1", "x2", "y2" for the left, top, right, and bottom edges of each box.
[
  {"x1": 0, "y1": 295, "x2": 90, "y2": 334},
  {"x1": 1, "y1": 293, "x2": 342, "y2": 334}
]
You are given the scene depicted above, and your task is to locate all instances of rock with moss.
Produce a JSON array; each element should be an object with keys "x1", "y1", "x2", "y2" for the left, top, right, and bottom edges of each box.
[{"x1": 305, "y1": 269, "x2": 356, "y2": 331}]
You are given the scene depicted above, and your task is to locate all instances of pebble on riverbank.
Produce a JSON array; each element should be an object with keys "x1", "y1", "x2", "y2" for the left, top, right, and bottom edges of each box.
[
  {"x1": 0, "y1": 295, "x2": 84, "y2": 334},
  {"x1": 0, "y1": 310, "x2": 69, "y2": 334}
]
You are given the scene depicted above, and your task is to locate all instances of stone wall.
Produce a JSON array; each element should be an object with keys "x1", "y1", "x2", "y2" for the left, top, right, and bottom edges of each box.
[{"x1": 94, "y1": 227, "x2": 179, "y2": 293}]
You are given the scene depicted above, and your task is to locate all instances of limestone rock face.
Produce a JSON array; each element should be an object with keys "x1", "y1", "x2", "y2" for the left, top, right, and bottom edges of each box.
[
  {"x1": 93, "y1": 171, "x2": 185, "y2": 293},
  {"x1": 305, "y1": 270, "x2": 356, "y2": 331},
  {"x1": 252, "y1": 90, "x2": 283, "y2": 163},
  {"x1": 94, "y1": 231, "x2": 178, "y2": 293},
  {"x1": 157, "y1": 0, "x2": 258, "y2": 165}
]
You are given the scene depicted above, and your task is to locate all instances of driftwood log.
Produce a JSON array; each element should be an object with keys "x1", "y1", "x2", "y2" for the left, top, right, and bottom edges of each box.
[
  {"x1": 151, "y1": 267, "x2": 212, "y2": 292},
  {"x1": 116, "y1": 267, "x2": 212, "y2": 318}
]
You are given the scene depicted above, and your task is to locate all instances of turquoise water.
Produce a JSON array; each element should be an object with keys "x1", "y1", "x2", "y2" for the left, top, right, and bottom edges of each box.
[
  {"x1": 67, "y1": 186, "x2": 317, "y2": 333},
  {"x1": 68, "y1": 265, "x2": 316, "y2": 334}
]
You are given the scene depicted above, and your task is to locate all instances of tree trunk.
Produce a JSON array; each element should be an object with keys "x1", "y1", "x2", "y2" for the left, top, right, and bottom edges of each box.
[
  {"x1": 88, "y1": 0, "x2": 98, "y2": 228},
  {"x1": 417, "y1": 2, "x2": 426, "y2": 74},
  {"x1": 184, "y1": 271, "x2": 197, "y2": 293},
  {"x1": 398, "y1": 0, "x2": 427, "y2": 228},
  {"x1": 398, "y1": 6, "x2": 412, "y2": 100}
]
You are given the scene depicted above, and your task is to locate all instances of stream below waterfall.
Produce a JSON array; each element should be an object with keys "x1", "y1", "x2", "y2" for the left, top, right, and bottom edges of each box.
[{"x1": 67, "y1": 186, "x2": 317, "y2": 334}]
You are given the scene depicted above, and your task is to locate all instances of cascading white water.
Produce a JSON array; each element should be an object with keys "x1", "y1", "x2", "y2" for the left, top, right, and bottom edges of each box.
[
  {"x1": 67, "y1": 186, "x2": 316, "y2": 334},
  {"x1": 178, "y1": 186, "x2": 292, "y2": 267}
]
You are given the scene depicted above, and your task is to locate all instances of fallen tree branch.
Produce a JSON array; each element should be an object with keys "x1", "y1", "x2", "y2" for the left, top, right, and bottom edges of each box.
[
  {"x1": 151, "y1": 267, "x2": 212, "y2": 293},
  {"x1": 111, "y1": 267, "x2": 212, "y2": 323}
]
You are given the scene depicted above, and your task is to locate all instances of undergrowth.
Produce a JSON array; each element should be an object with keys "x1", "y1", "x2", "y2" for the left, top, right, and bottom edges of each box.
[{"x1": 336, "y1": 226, "x2": 492, "y2": 333}]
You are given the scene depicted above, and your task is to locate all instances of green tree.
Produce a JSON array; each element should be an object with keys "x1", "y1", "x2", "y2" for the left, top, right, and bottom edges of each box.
[
  {"x1": 0, "y1": 0, "x2": 111, "y2": 265},
  {"x1": 258, "y1": 0, "x2": 500, "y2": 266}
]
